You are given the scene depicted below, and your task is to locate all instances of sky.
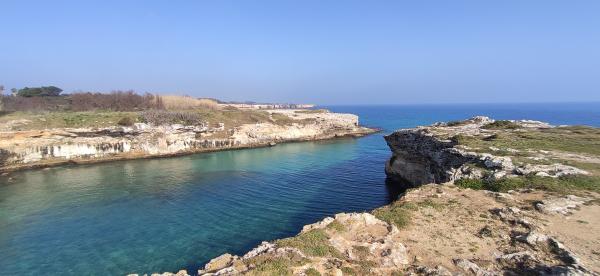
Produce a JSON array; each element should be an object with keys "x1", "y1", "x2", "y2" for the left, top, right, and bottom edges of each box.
[{"x1": 1, "y1": 1, "x2": 599, "y2": 105}]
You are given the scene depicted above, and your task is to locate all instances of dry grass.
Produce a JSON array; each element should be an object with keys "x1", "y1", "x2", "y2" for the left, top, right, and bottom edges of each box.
[{"x1": 160, "y1": 95, "x2": 219, "y2": 110}]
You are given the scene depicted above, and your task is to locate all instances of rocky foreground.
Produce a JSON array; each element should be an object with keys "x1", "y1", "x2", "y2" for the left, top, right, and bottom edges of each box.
[
  {"x1": 0, "y1": 110, "x2": 374, "y2": 172},
  {"x1": 138, "y1": 184, "x2": 599, "y2": 276},
  {"x1": 134, "y1": 117, "x2": 600, "y2": 276}
]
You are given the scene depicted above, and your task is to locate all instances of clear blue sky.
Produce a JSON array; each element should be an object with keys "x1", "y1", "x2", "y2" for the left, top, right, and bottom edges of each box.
[{"x1": 1, "y1": 1, "x2": 599, "y2": 104}]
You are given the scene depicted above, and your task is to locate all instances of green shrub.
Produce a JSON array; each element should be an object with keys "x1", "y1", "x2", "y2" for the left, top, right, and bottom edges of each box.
[
  {"x1": 373, "y1": 202, "x2": 416, "y2": 229},
  {"x1": 455, "y1": 178, "x2": 485, "y2": 190},
  {"x1": 482, "y1": 120, "x2": 520, "y2": 129},
  {"x1": 276, "y1": 229, "x2": 342, "y2": 257},
  {"x1": 325, "y1": 220, "x2": 346, "y2": 232},
  {"x1": 341, "y1": 267, "x2": 356, "y2": 275},
  {"x1": 455, "y1": 175, "x2": 600, "y2": 194},
  {"x1": 17, "y1": 86, "x2": 62, "y2": 97},
  {"x1": 247, "y1": 257, "x2": 294, "y2": 276},
  {"x1": 117, "y1": 117, "x2": 135, "y2": 126},
  {"x1": 305, "y1": 268, "x2": 321, "y2": 276}
]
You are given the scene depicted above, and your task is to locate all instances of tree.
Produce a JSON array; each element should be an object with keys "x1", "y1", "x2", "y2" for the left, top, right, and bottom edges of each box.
[
  {"x1": 0, "y1": 85, "x2": 4, "y2": 95},
  {"x1": 17, "y1": 86, "x2": 63, "y2": 97},
  {"x1": 10, "y1": 88, "x2": 17, "y2": 96}
]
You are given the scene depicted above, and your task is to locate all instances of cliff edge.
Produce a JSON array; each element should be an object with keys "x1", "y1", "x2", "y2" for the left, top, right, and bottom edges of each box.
[
  {"x1": 133, "y1": 117, "x2": 600, "y2": 276},
  {"x1": 0, "y1": 109, "x2": 375, "y2": 172}
]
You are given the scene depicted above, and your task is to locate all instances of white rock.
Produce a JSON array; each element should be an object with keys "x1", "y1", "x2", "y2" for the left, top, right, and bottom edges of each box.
[{"x1": 535, "y1": 196, "x2": 588, "y2": 215}]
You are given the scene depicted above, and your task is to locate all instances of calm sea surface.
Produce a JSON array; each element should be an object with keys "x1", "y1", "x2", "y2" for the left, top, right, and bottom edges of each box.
[{"x1": 1, "y1": 103, "x2": 599, "y2": 275}]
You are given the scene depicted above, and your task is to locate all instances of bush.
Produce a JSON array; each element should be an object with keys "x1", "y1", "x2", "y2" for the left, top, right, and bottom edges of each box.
[
  {"x1": 117, "y1": 117, "x2": 135, "y2": 126},
  {"x1": 276, "y1": 229, "x2": 342, "y2": 257},
  {"x1": 0, "y1": 95, "x2": 70, "y2": 111},
  {"x1": 71, "y1": 91, "x2": 164, "y2": 111},
  {"x1": 373, "y1": 202, "x2": 416, "y2": 229},
  {"x1": 17, "y1": 86, "x2": 63, "y2": 97},
  {"x1": 305, "y1": 268, "x2": 321, "y2": 276},
  {"x1": 139, "y1": 110, "x2": 203, "y2": 125},
  {"x1": 482, "y1": 120, "x2": 520, "y2": 129}
]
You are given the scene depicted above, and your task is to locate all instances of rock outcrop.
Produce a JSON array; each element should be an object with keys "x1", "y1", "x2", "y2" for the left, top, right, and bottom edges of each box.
[
  {"x1": 143, "y1": 184, "x2": 599, "y2": 276},
  {"x1": 0, "y1": 110, "x2": 375, "y2": 172},
  {"x1": 384, "y1": 116, "x2": 591, "y2": 185}
]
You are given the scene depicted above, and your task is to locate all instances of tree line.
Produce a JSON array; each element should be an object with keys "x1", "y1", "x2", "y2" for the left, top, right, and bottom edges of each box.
[{"x1": 0, "y1": 85, "x2": 165, "y2": 112}]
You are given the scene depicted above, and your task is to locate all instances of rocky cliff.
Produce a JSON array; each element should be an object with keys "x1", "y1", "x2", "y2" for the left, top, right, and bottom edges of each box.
[
  {"x1": 136, "y1": 117, "x2": 599, "y2": 276},
  {"x1": 0, "y1": 110, "x2": 374, "y2": 172},
  {"x1": 384, "y1": 116, "x2": 592, "y2": 185}
]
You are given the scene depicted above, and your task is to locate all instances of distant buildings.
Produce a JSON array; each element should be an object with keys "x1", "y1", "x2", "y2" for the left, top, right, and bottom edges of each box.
[{"x1": 218, "y1": 103, "x2": 315, "y2": 110}]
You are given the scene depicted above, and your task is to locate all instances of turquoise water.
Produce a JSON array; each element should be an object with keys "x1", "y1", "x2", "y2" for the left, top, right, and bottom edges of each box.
[{"x1": 1, "y1": 103, "x2": 599, "y2": 275}]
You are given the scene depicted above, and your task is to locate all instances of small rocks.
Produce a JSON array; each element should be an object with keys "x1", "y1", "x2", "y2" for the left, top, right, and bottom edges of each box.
[
  {"x1": 548, "y1": 238, "x2": 581, "y2": 266},
  {"x1": 242, "y1": 241, "x2": 275, "y2": 259},
  {"x1": 484, "y1": 191, "x2": 514, "y2": 201},
  {"x1": 516, "y1": 164, "x2": 589, "y2": 177},
  {"x1": 471, "y1": 116, "x2": 495, "y2": 125},
  {"x1": 478, "y1": 225, "x2": 493, "y2": 238},
  {"x1": 480, "y1": 154, "x2": 514, "y2": 170},
  {"x1": 517, "y1": 231, "x2": 549, "y2": 246},
  {"x1": 498, "y1": 251, "x2": 536, "y2": 263},
  {"x1": 301, "y1": 217, "x2": 334, "y2": 232},
  {"x1": 516, "y1": 120, "x2": 553, "y2": 128},
  {"x1": 458, "y1": 165, "x2": 484, "y2": 179},
  {"x1": 410, "y1": 265, "x2": 453, "y2": 276},
  {"x1": 128, "y1": 270, "x2": 190, "y2": 276},
  {"x1": 453, "y1": 259, "x2": 495, "y2": 276},
  {"x1": 535, "y1": 195, "x2": 588, "y2": 215}
]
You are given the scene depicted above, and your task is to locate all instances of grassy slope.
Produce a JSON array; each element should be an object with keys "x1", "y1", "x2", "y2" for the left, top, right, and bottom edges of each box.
[{"x1": 0, "y1": 108, "x2": 313, "y2": 131}]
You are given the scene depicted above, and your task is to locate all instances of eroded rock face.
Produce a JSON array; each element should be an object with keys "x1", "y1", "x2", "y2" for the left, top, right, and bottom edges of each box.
[
  {"x1": 383, "y1": 128, "x2": 474, "y2": 185},
  {"x1": 384, "y1": 116, "x2": 590, "y2": 186},
  {"x1": 0, "y1": 111, "x2": 374, "y2": 172}
]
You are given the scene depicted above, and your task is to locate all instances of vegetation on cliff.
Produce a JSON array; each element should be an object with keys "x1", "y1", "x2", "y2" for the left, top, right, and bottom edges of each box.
[
  {"x1": 0, "y1": 90, "x2": 322, "y2": 132},
  {"x1": 448, "y1": 121, "x2": 600, "y2": 195}
]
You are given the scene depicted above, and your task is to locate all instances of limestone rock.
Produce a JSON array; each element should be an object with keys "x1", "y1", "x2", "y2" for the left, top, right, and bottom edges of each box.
[
  {"x1": 516, "y1": 163, "x2": 589, "y2": 177},
  {"x1": 480, "y1": 154, "x2": 513, "y2": 170},
  {"x1": 517, "y1": 231, "x2": 549, "y2": 245},
  {"x1": 242, "y1": 242, "x2": 276, "y2": 259},
  {"x1": 301, "y1": 216, "x2": 334, "y2": 233},
  {"x1": 535, "y1": 195, "x2": 588, "y2": 215},
  {"x1": 453, "y1": 259, "x2": 496, "y2": 276},
  {"x1": 0, "y1": 110, "x2": 375, "y2": 171},
  {"x1": 198, "y1": 254, "x2": 235, "y2": 274}
]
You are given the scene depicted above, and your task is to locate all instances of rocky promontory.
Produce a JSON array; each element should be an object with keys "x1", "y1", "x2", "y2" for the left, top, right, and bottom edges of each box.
[
  {"x1": 136, "y1": 117, "x2": 599, "y2": 276},
  {"x1": 384, "y1": 116, "x2": 595, "y2": 185},
  {"x1": 0, "y1": 109, "x2": 375, "y2": 172}
]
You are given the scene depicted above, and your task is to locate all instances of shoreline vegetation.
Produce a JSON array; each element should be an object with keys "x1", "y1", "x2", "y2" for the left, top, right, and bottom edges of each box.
[
  {"x1": 148, "y1": 116, "x2": 600, "y2": 276},
  {"x1": 0, "y1": 88, "x2": 377, "y2": 173}
]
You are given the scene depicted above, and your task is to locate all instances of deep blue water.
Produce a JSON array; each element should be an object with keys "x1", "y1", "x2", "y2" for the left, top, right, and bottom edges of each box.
[{"x1": 1, "y1": 103, "x2": 599, "y2": 275}]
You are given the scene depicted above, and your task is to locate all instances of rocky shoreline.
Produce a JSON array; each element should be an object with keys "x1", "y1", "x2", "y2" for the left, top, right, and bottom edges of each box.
[
  {"x1": 0, "y1": 110, "x2": 376, "y2": 173},
  {"x1": 137, "y1": 116, "x2": 600, "y2": 276}
]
